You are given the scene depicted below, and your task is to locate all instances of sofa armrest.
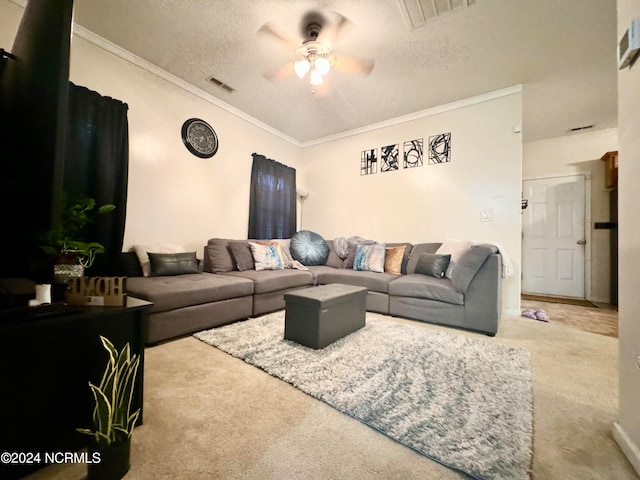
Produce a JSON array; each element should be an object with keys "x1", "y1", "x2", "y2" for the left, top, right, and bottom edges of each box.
[{"x1": 463, "y1": 253, "x2": 502, "y2": 335}]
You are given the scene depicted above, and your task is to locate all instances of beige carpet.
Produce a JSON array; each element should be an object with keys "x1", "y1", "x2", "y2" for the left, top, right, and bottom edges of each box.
[{"x1": 27, "y1": 312, "x2": 638, "y2": 480}]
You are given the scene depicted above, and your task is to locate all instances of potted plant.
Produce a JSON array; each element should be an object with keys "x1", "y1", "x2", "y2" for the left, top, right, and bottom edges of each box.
[
  {"x1": 77, "y1": 336, "x2": 141, "y2": 480},
  {"x1": 39, "y1": 195, "x2": 115, "y2": 282}
]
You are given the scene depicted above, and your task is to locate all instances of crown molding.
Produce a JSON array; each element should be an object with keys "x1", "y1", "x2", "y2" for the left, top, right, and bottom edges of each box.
[
  {"x1": 301, "y1": 85, "x2": 523, "y2": 147},
  {"x1": 72, "y1": 25, "x2": 302, "y2": 147}
]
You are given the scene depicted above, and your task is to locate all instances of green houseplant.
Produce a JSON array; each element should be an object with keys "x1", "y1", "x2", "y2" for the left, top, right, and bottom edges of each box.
[
  {"x1": 77, "y1": 336, "x2": 141, "y2": 480},
  {"x1": 40, "y1": 195, "x2": 116, "y2": 269}
]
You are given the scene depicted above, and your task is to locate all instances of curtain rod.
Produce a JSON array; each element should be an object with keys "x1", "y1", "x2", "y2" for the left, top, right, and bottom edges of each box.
[{"x1": 1, "y1": 48, "x2": 16, "y2": 60}]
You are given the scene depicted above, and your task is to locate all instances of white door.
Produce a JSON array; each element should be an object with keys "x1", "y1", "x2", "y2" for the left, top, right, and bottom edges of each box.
[{"x1": 522, "y1": 175, "x2": 586, "y2": 298}]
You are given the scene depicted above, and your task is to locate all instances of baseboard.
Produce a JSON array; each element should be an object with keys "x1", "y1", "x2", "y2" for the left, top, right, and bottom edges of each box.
[
  {"x1": 589, "y1": 296, "x2": 610, "y2": 304},
  {"x1": 613, "y1": 422, "x2": 640, "y2": 476}
]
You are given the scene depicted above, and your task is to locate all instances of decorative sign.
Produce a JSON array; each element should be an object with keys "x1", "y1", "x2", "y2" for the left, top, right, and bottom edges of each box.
[
  {"x1": 66, "y1": 277, "x2": 127, "y2": 307},
  {"x1": 428, "y1": 132, "x2": 452, "y2": 164},
  {"x1": 361, "y1": 148, "x2": 378, "y2": 175},
  {"x1": 403, "y1": 138, "x2": 424, "y2": 168},
  {"x1": 381, "y1": 144, "x2": 399, "y2": 172}
]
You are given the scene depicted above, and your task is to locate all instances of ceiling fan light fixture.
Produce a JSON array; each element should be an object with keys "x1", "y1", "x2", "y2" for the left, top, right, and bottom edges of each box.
[
  {"x1": 294, "y1": 58, "x2": 311, "y2": 78},
  {"x1": 309, "y1": 69, "x2": 324, "y2": 86},
  {"x1": 314, "y1": 56, "x2": 331, "y2": 75}
]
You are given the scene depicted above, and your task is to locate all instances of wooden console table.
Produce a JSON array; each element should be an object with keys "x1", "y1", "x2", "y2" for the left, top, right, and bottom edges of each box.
[{"x1": 0, "y1": 297, "x2": 151, "y2": 479}]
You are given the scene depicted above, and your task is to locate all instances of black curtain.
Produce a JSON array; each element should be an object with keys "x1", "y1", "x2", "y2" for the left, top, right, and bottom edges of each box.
[
  {"x1": 248, "y1": 153, "x2": 296, "y2": 239},
  {"x1": 64, "y1": 83, "x2": 129, "y2": 275}
]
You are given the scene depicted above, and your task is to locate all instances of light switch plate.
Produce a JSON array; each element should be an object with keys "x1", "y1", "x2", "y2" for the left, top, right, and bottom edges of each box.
[{"x1": 481, "y1": 208, "x2": 494, "y2": 222}]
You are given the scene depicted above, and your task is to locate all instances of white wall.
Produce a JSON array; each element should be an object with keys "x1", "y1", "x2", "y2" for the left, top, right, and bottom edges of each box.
[
  {"x1": 614, "y1": 1, "x2": 640, "y2": 474},
  {"x1": 67, "y1": 35, "x2": 302, "y2": 256},
  {"x1": 523, "y1": 128, "x2": 618, "y2": 302},
  {"x1": 0, "y1": 2, "x2": 20, "y2": 53},
  {"x1": 300, "y1": 91, "x2": 523, "y2": 314}
]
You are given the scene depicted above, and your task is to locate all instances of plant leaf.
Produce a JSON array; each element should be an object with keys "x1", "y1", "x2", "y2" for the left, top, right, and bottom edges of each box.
[
  {"x1": 126, "y1": 409, "x2": 141, "y2": 435},
  {"x1": 97, "y1": 204, "x2": 116, "y2": 214},
  {"x1": 89, "y1": 383, "x2": 112, "y2": 443}
]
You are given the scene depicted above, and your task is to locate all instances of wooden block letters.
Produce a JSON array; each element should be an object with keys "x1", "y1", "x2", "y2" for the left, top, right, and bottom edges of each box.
[{"x1": 65, "y1": 277, "x2": 127, "y2": 306}]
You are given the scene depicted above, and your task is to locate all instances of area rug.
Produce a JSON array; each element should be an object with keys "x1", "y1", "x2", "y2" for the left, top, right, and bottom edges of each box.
[{"x1": 194, "y1": 312, "x2": 533, "y2": 480}]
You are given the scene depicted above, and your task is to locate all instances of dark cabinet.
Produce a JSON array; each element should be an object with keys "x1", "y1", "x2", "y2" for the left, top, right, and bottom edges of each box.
[
  {"x1": 0, "y1": 298, "x2": 150, "y2": 479},
  {"x1": 601, "y1": 151, "x2": 618, "y2": 190}
]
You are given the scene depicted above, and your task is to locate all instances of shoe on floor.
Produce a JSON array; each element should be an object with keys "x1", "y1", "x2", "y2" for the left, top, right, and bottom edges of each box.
[{"x1": 534, "y1": 310, "x2": 550, "y2": 321}]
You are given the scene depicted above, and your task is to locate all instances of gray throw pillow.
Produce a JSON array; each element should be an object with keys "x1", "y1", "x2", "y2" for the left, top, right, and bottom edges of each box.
[
  {"x1": 148, "y1": 252, "x2": 200, "y2": 276},
  {"x1": 415, "y1": 253, "x2": 451, "y2": 278},
  {"x1": 290, "y1": 230, "x2": 330, "y2": 266},
  {"x1": 228, "y1": 241, "x2": 254, "y2": 271}
]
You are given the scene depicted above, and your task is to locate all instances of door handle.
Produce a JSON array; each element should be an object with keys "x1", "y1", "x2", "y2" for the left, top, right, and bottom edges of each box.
[{"x1": 577, "y1": 240, "x2": 586, "y2": 245}]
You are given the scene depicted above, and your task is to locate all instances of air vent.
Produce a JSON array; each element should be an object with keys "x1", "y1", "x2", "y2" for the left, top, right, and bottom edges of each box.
[
  {"x1": 397, "y1": 0, "x2": 476, "y2": 30},
  {"x1": 567, "y1": 124, "x2": 594, "y2": 133},
  {"x1": 207, "y1": 76, "x2": 236, "y2": 93}
]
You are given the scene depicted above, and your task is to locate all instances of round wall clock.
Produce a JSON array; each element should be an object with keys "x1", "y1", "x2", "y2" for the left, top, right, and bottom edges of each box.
[{"x1": 181, "y1": 118, "x2": 219, "y2": 158}]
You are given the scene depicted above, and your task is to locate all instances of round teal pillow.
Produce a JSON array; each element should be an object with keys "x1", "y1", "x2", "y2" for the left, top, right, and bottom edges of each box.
[{"x1": 290, "y1": 230, "x2": 329, "y2": 266}]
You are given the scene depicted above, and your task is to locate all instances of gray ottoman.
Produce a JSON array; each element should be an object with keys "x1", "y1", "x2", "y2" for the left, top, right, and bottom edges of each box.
[{"x1": 284, "y1": 283, "x2": 367, "y2": 349}]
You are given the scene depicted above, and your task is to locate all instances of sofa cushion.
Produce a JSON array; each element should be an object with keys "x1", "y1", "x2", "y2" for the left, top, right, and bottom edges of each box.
[
  {"x1": 388, "y1": 274, "x2": 464, "y2": 305},
  {"x1": 414, "y1": 253, "x2": 451, "y2": 278},
  {"x1": 315, "y1": 269, "x2": 397, "y2": 294},
  {"x1": 222, "y1": 269, "x2": 313, "y2": 294},
  {"x1": 451, "y1": 244, "x2": 498, "y2": 293},
  {"x1": 290, "y1": 230, "x2": 330, "y2": 266},
  {"x1": 148, "y1": 252, "x2": 200, "y2": 276},
  {"x1": 206, "y1": 238, "x2": 236, "y2": 273},
  {"x1": 126, "y1": 273, "x2": 254, "y2": 313},
  {"x1": 436, "y1": 238, "x2": 474, "y2": 278},
  {"x1": 353, "y1": 243, "x2": 386, "y2": 273},
  {"x1": 228, "y1": 241, "x2": 254, "y2": 271}
]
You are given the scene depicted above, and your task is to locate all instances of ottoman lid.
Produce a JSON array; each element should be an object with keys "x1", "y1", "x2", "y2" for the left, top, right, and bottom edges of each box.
[{"x1": 284, "y1": 283, "x2": 367, "y2": 308}]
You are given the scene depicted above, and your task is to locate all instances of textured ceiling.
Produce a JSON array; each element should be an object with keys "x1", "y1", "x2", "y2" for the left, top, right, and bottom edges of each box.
[{"x1": 71, "y1": 0, "x2": 618, "y2": 144}]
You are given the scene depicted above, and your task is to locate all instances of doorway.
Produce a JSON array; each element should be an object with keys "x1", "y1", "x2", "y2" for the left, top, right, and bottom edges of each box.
[{"x1": 522, "y1": 175, "x2": 588, "y2": 299}]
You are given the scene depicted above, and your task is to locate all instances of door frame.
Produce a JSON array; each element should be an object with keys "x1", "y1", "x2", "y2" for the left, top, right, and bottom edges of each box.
[{"x1": 522, "y1": 172, "x2": 592, "y2": 300}]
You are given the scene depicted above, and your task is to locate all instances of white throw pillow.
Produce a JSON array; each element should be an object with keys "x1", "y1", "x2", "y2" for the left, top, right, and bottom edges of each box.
[
  {"x1": 134, "y1": 244, "x2": 186, "y2": 277},
  {"x1": 436, "y1": 238, "x2": 473, "y2": 278},
  {"x1": 248, "y1": 242, "x2": 284, "y2": 271}
]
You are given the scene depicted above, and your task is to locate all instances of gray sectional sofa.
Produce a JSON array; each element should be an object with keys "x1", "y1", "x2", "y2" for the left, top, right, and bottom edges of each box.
[{"x1": 123, "y1": 237, "x2": 502, "y2": 345}]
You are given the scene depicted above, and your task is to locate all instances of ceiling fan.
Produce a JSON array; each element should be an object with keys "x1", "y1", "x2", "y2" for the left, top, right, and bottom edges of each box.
[{"x1": 258, "y1": 10, "x2": 375, "y2": 93}]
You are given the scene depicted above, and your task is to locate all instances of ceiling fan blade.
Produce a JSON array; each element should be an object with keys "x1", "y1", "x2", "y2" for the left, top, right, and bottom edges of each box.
[
  {"x1": 317, "y1": 12, "x2": 353, "y2": 49},
  {"x1": 257, "y1": 22, "x2": 299, "y2": 52},
  {"x1": 333, "y1": 55, "x2": 375, "y2": 75},
  {"x1": 264, "y1": 62, "x2": 296, "y2": 81}
]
